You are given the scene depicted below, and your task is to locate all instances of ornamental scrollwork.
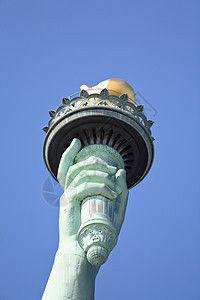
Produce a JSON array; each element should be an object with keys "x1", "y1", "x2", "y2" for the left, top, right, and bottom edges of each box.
[{"x1": 42, "y1": 88, "x2": 154, "y2": 139}]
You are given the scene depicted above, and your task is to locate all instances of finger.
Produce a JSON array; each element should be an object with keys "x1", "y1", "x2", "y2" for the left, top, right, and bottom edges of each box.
[
  {"x1": 114, "y1": 169, "x2": 129, "y2": 233},
  {"x1": 115, "y1": 169, "x2": 128, "y2": 213},
  {"x1": 115, "y1": 169, "x2": 128, "y2": 191},
  {"x1": 65, "y1": 156, "x2": 117, "y2": 189},
  {"x1": 115, "y1": 169, "x2": 128, "y2": 202},
  {"x1": 69, "y1": 182, "x2": 118, "y2": 203},
  {"x1": 57, "y1": 138, "x2": 82, "y2": 189},
  {"x1": 69, "y1": 170, "x2": 122, "y2": 194}
]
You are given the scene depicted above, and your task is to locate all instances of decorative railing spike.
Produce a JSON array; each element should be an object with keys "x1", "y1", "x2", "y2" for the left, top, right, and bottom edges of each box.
[
  {"x1": 62, "y1": 97, "x2": 70, "y2": 105},
  {"x1": 146, "y1": 120, "x2": 154, "y2": 128},
  {"x1": 119, "y1": 93, "x2": 128, "y2": 102},
  {"x1": 48, "y1": 110, "x2": 56, "y2": 118},
  {"x1": 42, "y1": 126, "x2": 49, "y2": 133},
  {"x1": 100, "y1": 88, "x2": 109, "y2": 99},
  {"x1": 80, "y1": 89, "x2": 89, "y2": 98},
  {"x1": 137, "y1": 105, "x2": 144, "y2": 112}
]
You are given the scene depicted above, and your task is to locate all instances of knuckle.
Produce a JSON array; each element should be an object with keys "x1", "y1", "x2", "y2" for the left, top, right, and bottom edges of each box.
[
  {"x1": 101, "y1": 183, "x2": 107, "y2": 190},
  {"x1": 81, "y1": 182, "x2": 88, "y2": 190},
  {"x1": 87, "y1": 156, "x2": 103, "y2": 165},
  {"x1": 79, "y1": 170, "x2": 86, "y2": 177},
  {"x1": 104, "y1": 173, "x2": 110, "y2": 180},
  {"x1": 89, "y1": 156, "x2": 98, "y2": 164},
  {"x1": 80, "y1": 170, "x2": 90, "y2": 182},
  {"x1": 68, "y1": 164, "x2": 75, "y2": 174}
]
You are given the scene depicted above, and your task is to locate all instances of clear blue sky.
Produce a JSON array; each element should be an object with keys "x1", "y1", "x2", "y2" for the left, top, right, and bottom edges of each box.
[{"x1": 0, "y1": 1, "x2": 200, "y2": 299}]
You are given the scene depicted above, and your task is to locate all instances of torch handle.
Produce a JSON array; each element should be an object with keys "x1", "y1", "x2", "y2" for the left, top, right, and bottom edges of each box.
[{"x1": 74, "y1": 144, "x2": 124, "y2": 266}]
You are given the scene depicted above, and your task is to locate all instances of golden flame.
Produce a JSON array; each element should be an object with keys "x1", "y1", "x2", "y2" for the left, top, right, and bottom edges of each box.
[{"x1": 80, "y1": 78, "x2": 136, "y2": 103}]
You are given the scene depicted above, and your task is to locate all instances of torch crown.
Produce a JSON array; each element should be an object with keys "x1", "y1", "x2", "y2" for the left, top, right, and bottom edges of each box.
[
  {"x1": 43, "y1": 82, "x2": 154, "y2": 189},
  {"x1": 43, "y1": 88, "x2": 153, "y2": 137}
]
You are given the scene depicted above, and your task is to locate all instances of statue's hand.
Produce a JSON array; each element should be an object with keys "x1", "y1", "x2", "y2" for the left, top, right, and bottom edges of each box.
[
  {"x1": 43, "y1": 138, "x2": 129, "y2": 300},
  {"x1": 57, "y1": 138, "x2": 128, "y2": 246}
]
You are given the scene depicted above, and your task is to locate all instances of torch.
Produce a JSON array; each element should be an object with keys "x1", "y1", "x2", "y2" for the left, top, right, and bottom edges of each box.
[{"x1": 42, "y1": 79, "x2": 154, "y2": 266}]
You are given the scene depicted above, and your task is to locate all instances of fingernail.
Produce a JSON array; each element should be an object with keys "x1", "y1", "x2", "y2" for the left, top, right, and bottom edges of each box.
[
  {"x1": 115, "y1": 185, "x2": 122, "y2": 194},
  {"x1": 110, "y1": 166, "x2": 117, "y2": 173}
]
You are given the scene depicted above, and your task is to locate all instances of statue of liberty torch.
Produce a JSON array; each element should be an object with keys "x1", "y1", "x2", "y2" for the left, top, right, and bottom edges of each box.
[{"x1": 42, "y1": 79, "x2": 154, "y2": 300}]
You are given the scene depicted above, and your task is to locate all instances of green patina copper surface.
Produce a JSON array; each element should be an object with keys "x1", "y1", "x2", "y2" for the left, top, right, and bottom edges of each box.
[
  {"x1": 42, "y1": 80, "x2": 154, "y2": 300},
  {"x1": 42, "y1": 138, "x2": 129, "y2": 300}
]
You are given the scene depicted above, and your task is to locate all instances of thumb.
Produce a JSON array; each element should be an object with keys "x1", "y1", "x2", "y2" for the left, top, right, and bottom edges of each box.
[
  {"x1": 115, "y1": 169, "x2": 127, "y2": 193},
  {"x1": 115, "y1": 169, "x2": 129, "y2": 227},
  {"x1": 115, "y1": 169, "x2": 128, "y2": 207},
  {"x1": 57, "y1": 138, "x2": 82, "y2": 189}
]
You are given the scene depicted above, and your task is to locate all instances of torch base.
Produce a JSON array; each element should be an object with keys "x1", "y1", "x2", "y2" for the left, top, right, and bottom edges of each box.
[
  {"x1": 87, "y1": 245, "x2": 109, "y2": 266},
  {"x1": 78, "y1": 220, "x2": 118, "y2": 266}
]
